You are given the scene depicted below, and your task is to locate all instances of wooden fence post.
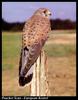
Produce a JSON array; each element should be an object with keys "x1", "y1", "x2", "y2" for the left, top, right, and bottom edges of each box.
[{"x1": 30, "y1": 50, "x2": 50, "y2": 96}]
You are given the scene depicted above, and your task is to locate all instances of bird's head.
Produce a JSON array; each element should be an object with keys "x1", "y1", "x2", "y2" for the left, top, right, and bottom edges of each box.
[{"x1": 34, "y1": 8, "x2": 51, "y2": 18}]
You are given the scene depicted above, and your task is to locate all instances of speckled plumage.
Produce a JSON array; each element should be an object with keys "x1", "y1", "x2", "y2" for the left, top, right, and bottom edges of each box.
[{"x1": 19, "y1": 8, "x2": 51, "y2": 86}]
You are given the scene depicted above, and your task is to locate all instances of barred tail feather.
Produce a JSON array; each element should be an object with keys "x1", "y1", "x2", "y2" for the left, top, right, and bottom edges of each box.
[{"x1": 19, "y1": 73, "x2": 33, "y2": 86}]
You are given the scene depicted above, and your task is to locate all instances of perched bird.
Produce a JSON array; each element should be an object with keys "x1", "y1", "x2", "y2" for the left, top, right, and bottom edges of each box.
[{"x1": 19, "y1": 8, "x2": 51, "y2": 86}]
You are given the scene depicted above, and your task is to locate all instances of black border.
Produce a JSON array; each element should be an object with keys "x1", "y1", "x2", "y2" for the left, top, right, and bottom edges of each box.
[
  {"x1": 1, "y1": 1, "x2": 77, "y2": 99},
  {"x1": 0, "y1": 1, "x2": 2, "y2": 98}
]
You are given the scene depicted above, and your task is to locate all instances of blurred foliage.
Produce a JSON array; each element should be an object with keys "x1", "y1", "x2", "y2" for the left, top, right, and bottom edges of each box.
[
  {"x1": 51, "y1": 19, "x2": 76, "y2": 30},
  {"x1": 2, "y1": 18, "x2": 76, "y2": 32}
]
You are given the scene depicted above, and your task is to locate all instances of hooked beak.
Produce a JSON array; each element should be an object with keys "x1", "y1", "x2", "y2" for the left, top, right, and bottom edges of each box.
[
  {"x1": 48, "y1": 11, "x2": 51, "y2": 16},
  {"x1": 46, "y1": 11, "x2": 51, "y2": 17},
  {"x1": 49, "y1": 13, "x2": 51, "y2": 16}
]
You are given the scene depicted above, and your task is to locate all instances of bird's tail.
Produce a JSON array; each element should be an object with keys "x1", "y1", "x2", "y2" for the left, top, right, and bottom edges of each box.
[
  {"x1": 19, "y1": 47, "x2": 33, "y2": 86},
  {"x1": 19, "y1": 73, "x2": 33, "y2": 86}
]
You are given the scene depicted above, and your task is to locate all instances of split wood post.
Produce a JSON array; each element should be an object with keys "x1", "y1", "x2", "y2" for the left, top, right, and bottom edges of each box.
[{"x1": 30, "y1": 50, "x2": 50, "y2": 96}]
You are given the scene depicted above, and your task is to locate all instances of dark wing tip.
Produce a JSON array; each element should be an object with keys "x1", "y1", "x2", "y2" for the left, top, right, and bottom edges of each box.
[{"x1": 19, "y1": 74, "x2": 33, "y2": 86}]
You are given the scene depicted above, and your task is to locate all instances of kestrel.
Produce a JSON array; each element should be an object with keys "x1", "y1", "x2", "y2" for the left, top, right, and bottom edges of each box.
[{"x1": 19, "y1": 8, "x2": 51, "y2": 86}]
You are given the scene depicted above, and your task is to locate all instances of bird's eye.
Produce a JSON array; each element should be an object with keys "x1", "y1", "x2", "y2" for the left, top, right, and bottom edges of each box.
[{"x1": 43, "y1": 10, "x2": 46, "y2": 14}]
